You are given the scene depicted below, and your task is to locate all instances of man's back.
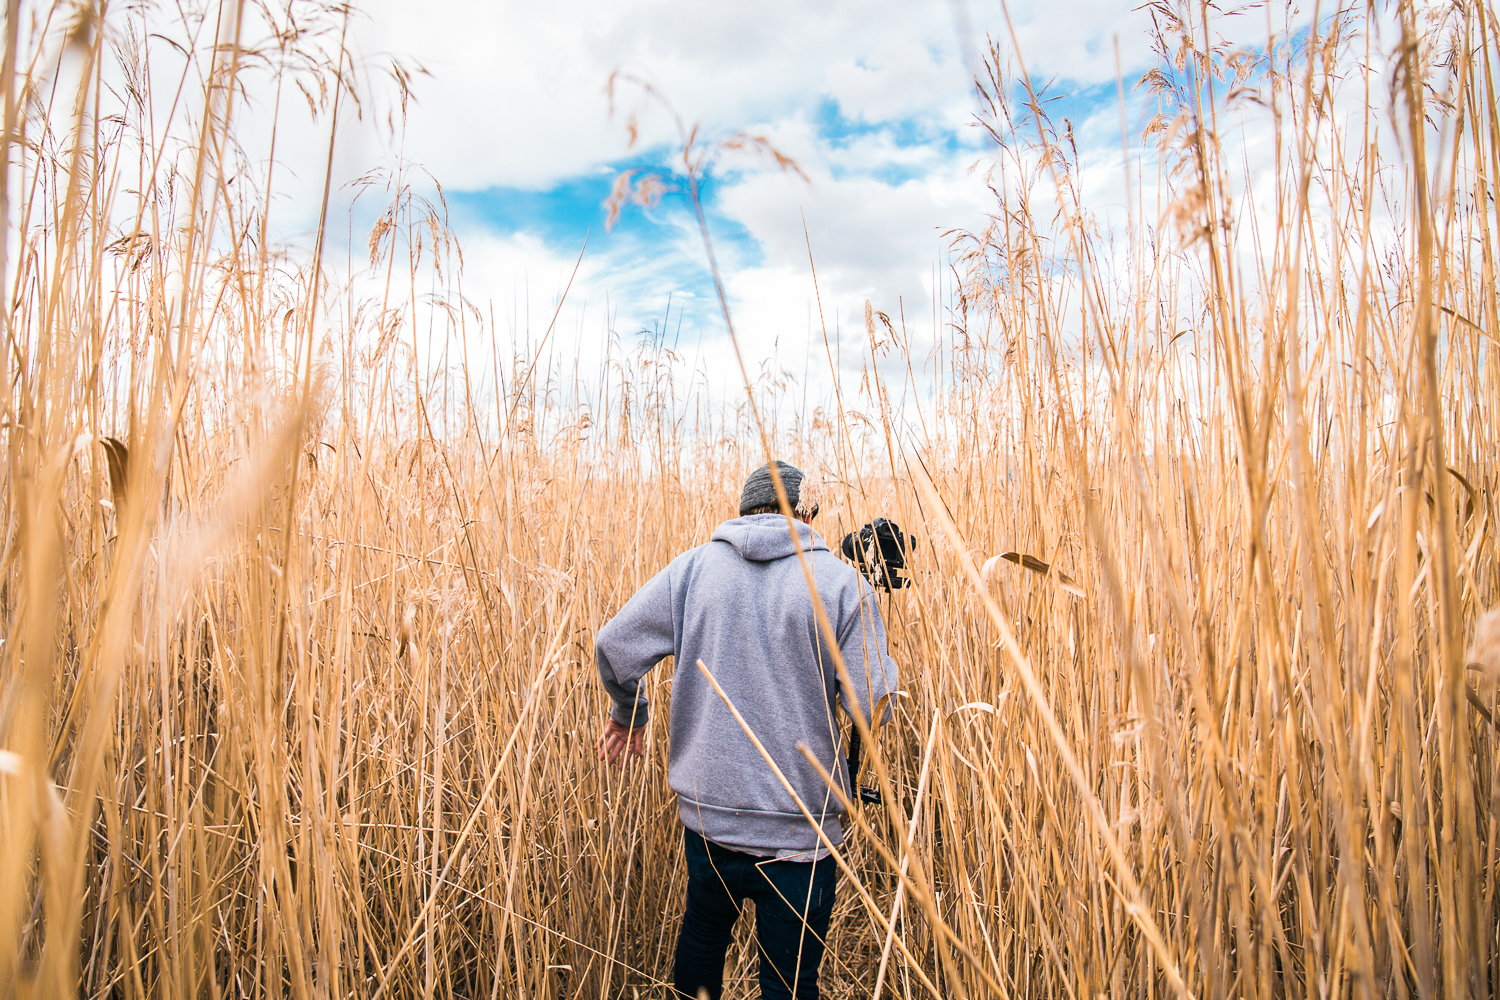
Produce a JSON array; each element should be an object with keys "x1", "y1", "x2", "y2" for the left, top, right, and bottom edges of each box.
[{"x1": 595, "y1": 513, "x2": 897, "y2": 855}]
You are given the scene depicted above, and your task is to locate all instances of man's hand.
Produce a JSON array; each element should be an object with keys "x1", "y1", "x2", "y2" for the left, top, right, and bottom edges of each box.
[{"x1": 596, "y1": 717, "x2": 645, "y2": 765}]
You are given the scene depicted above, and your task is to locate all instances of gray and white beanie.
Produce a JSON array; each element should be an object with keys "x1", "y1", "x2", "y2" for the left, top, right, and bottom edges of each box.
[{"x1": 738, "y1": 460, "x2": 819, "y2": 518}]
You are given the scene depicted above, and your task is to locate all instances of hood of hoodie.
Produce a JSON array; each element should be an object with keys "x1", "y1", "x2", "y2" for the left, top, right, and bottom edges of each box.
[{"x1": 710, "y1": 513, "x2": 829, "y2": 562}]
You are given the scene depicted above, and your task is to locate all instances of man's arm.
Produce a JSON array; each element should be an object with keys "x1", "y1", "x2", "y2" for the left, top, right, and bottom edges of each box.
[
  {"x1": 594, "y1": 566, "x2": 676, "y2": 762},
  {"x1": 836, "y1": 587, "x2": 898, "y2": 730}
]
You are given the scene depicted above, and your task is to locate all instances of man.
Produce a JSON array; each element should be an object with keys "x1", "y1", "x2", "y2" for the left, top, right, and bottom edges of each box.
[{"x1": 594, "y1": 460, "x2": 898, "y2": 1000}]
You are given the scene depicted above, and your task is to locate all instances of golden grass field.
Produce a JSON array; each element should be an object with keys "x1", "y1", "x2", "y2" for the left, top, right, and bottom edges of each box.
[{"x1": 3, "y1": 0, "x2": 1500, "y2": 997}]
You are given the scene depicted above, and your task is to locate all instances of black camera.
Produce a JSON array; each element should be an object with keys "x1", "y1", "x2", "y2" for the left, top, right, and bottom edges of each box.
[{"x1": 839, "y1": 518, "x2": 917, "y2": 592}]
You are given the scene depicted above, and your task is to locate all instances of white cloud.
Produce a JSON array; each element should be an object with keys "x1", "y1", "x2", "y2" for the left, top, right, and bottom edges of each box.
[
  {"x1": 993, "y1": 1, "x2": 1156, "y2": 85},
  {"x1": 716, "y1": 151, "x2": 985, "y2": 340},
  {"x1": 348, "y1": 0, "x2": 1197, "y2": 194},
  {"x1": 323, "y1": 0, "x2": 1340, "y2": 411},
  {"x1": 352, "y1": 0, "x2": 987, "y2": 190}
]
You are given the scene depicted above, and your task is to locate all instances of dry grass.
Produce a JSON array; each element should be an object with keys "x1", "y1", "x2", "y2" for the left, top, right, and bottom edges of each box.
[{"x1": 3, "y1": 0, "x2": 1500, "y2": 998}]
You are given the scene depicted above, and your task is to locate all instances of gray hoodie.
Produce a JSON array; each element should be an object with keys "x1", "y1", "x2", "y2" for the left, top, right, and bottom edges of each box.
[{"x1": 594, "y1": 514, "x2": 898, "y2": 854}]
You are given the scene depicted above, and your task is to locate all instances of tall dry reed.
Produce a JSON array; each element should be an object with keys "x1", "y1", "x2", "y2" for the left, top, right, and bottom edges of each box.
[{"x1": 2, "y1": 1, "x2": 1499, "y2": 998}]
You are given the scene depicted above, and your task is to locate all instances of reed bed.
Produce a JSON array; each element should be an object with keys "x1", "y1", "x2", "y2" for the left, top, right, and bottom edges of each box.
[{"x1": 3, "y1": 0, "x2": 1500, "y2": 997}]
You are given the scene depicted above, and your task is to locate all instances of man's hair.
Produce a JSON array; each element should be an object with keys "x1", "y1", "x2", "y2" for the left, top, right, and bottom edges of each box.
[{"x1": 740, "y1": 503, "x2": 783, "y2": 516}]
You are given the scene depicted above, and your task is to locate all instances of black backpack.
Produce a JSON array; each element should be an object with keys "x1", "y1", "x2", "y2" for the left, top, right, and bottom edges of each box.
[{"x1": 840, "y1": 518, "x2": 916, "y2": 592}]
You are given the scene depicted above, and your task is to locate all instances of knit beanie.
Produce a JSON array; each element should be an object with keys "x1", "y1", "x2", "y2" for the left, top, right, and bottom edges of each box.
[{"x1": 739, "y1": 460, "x2": 817, "y2": 517}]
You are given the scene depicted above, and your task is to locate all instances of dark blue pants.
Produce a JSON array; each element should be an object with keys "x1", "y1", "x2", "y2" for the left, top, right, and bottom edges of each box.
[{"x1": 672, "y1": 828, "x2": 837, "y2": 1000}]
